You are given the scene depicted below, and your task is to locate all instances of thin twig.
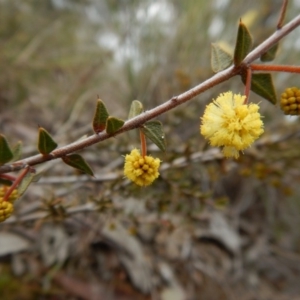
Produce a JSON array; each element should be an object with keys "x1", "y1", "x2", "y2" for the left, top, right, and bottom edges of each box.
[
  {"x1": 1, "y1": 202, "x2": 96, "y2": 224},
  {"x1": 0, "y1": 174, "x2": 16, "y2": 181},
  {"x1": 277, "y1": 0, "x2": 289, "y2": 29},
  {"x1": 251, "y1": 64, "x2": 300, "y2": 73}
]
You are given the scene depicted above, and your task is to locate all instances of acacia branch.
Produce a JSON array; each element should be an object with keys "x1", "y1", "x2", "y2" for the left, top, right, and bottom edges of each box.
[{"x1": 1, "y1": 14, "x2": 300, "y2": 175}]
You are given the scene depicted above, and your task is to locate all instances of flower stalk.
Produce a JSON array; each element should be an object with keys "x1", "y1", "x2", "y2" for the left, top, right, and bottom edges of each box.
[
  {"x1": 251, "y1": 64, "x2": 300, "y2": 73},
  {"x1": 140, "y1": 129, "x2": 147, "y2": 157},
  {"x1": 244, "y1": 67, "x2": 252, "y2": 104}
]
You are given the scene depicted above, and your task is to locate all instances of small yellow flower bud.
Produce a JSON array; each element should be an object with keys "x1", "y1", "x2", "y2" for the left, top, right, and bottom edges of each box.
[
  {"x1": 280, "y1": 87, "x2": 300, "y2": 115},
  {"x1": 0, "y1": 197, "x2": 14, "y2": 222},
  {"x1": 288, "y1": 97, "x2": 296, "y2": 104}
]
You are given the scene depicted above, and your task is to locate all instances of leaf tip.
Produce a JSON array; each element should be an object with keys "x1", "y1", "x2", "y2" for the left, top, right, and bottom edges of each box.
[
  {"x1": 93, "y1": 98, "x2": 109, "y2": 133},
  {"x1": 38, "y1": 127, "x2": 58, "y2": 155}
]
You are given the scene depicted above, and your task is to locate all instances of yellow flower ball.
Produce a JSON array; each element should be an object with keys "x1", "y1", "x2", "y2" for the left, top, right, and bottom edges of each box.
[
  {"x1": 200, "y1": 91, "x2": 264, "y2": 159},
  {"x1": 124, "y1": 149, "x2": 161, "y2": 186},
  {"x1": 0, "y1": 197, "x2": 14, "y2": 222},
  {"x1": 280, "y1": 87, "x2": 300, "y2": 115}
]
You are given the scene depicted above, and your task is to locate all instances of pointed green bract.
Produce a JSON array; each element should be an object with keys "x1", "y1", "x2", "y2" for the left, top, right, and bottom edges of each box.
[
  {"x1": 233, "y1": 21, "x2": 253, "y2": 66},
  {"x1": 0, "y1": 134, "x2": 13, "y2": 165},
  {"x1": 62, "y1": 154, "x2": 94, "y2": 176},
  {"x1": 211, "y1": 43, "x2": 233, "y2": 73},
  {"x1": 141, "y1": 121, "x2": 166, "y2": 152},
  {"x1": 38, "y1": 127, "x2": 58, "y2": 155},
  {"x1": 128, "y1": 100, "x2": 143, "y2": 119},
  {"x1": 93, "y1": 99, "x2": 109, "y2": 133},
  {"x1": 106, "y1": 117, "x2": 125, "y2": 134},
  {"x1": 241, "y1": 72, "x2": 277, "y2": 104},
  {"x1": 12, "y1": 141, "x2": 22, "y2": 161},
  {"x1": 260, "y1": 44, "x2": 278, "y2": 62},
  {"x1": 18, "y1": 171, "x2": 36, "y2": 196}
]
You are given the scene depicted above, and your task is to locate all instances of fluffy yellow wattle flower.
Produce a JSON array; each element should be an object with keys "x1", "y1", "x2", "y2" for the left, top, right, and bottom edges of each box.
[
  {"x1": 124, "y1": 149, "x2": 161, "y2": 186},
  {"x1": 200, "y1": 91, "x2": 264, "y2": 159}
]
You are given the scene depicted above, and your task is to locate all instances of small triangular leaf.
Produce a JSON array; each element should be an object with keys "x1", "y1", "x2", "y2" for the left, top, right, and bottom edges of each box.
[
  {"x1": 62, "y1": 154, "x2": 94, "y2": 176},
  {"x1": 241, "y1": 72, "x2": 277, "y2": 104},
  {"x1": 141, "y1": 121, "x2": 166, "y2": 152},
  {"x1": 234, "y1": 21, "x2": 253, "y2": 66},
  {"x1": 0, "y1": 134, "x2": 13, "y2": 165},
  {"x1": 106, "y1": 117, "x2": 125, "y2": 134},
  {"x1": 38, "y1": 127, "x2": 58, "y2": 155},
  {"x1": 18, "y1": 171, "x2": 36, "y2": 196},
  {"x1": 93, "y1": 98, "x2": 109, "y2": 133},
  {"x1": 211, "y1": 43, "x2": 233, "y2": 73},
  {"x1": 260, "y1": 43, "x2": 279, "y2": 62},
  {"x1": 128, "y1": 100, "x2": 144, "y2": 119},
  {"x1": 12, "y1": 141, "x2": 22, "y2": 161}
]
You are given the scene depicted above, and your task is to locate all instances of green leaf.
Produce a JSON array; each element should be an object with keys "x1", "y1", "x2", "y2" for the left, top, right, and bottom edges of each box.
[
  {"x1": 93, "y1": 98, "x2": 109, "y2": 133},
  {"x1": 211, "y1": 43, "x2": 233, "y2": 73},
  {"x1": 141, "y1": 121, "x2": 166, "y2": 152},
  {"x1": 260, "y1": 44, "x2": 279, "y2": 62},
  {"x1": 241, "y1": 72, "x2": 277, "y2": 104},
  {"x1": 128, "y1": 100, "x2": 143, "y2": 119},
  {"x1": 0, "y1": 134, "x2": 13, "y2": 165},
  {"x1": 62, "y1": 154, "x2": 94, "y2": 176},
  {"x1": 12, "y1": 141, "x2": 22, "y2": 161},
  {"x1": 106, "y1": 117, "x2": 125, "y2": 134},
  {"x1": 18, "y1": 171, "x2": 36, "y2": 196},
  {"x1": 233, "y1": 21, "x2": 253, "y2": 66},
  {"x1": 38, "y1": 127, "x2": 58, "y2": 155},
  {"x1": 0, "y1": 179, "x2": 12, "y2": 185}
]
